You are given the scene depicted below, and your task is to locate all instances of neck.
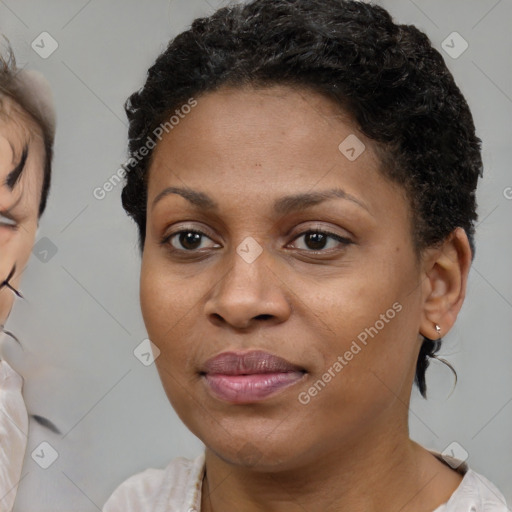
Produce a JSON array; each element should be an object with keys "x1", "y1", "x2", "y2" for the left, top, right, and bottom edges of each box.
[{"x1": 201, "y1": 410, "x2": 462, "y2": 512}]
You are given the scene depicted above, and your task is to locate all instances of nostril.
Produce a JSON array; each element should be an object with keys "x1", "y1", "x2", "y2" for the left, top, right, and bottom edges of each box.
[{"x1": 255, "y1": 314, "x2": 273, "y2": 321}]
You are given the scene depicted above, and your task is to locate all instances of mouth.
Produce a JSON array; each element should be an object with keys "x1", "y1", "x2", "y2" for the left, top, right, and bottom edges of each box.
[{"x1": 200, "y1": 350, "x2": 307, "y2": 404}]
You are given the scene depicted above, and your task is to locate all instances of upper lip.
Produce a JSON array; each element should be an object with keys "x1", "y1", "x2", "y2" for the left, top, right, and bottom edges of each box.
[{"x1": 202, "y1": 350, "x2": 305, "y2": 375}]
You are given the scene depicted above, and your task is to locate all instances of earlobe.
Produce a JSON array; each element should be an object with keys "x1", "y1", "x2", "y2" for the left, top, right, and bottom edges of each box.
[{"x1": 419, "y1": 227, "x2": 472, "y2": 340}]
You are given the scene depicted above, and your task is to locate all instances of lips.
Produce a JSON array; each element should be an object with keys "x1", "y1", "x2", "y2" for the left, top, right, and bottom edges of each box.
[
  {"x1": 201, "y1": 350, "x2": 306, "y2": 403},
  {"x1": 203, "y1": 350, "x2": 303, "y2": 375}
]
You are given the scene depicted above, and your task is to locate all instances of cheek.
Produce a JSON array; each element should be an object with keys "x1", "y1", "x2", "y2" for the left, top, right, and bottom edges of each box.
[
  {"x1": 0, "y1": 290, "x2": 15, "y2": 324},
  {"x1": 139, "y1": 255, "x2": 206, "y2": 353},
  {"x1": 15, "y1": 231, "x2": 37, "y2": 268},
  {"x1": 297, "y1": 258, "x2": 421, "y2": 399},
  {"x1": 139, "y1": 260, "x2": 169, "y2": 340},
  {"x1": 139, "y1": 259, "x2": 207, "y2": 422},
  {"x1": 0, "y1": 223, "x2": 38, "y2": 320}
]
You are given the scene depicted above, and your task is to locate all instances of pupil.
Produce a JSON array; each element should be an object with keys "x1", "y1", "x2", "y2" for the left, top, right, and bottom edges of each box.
[
  {"x1": 180, "y1": 232, "x2": 201, "y2": 250},
  {"x1": 306, "y1": 232, "x2": 326, "y2": 250}
]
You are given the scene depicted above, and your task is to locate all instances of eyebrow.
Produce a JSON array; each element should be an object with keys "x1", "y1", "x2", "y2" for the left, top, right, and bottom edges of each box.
[
  {"x1": 151, "y1": 186, "x2": 370, "y2": 215},
  {"x1": 4, "y1": 144, "x2": 28, "y2": 190}
]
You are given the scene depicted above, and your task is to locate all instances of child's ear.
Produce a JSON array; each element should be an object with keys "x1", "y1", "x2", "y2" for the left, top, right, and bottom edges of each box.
[{"x1": 419, "y1": 227, "x2": 472, "y2": 339}]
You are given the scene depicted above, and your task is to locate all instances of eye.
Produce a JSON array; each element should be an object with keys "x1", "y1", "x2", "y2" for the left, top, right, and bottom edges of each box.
[
  {"x1": 160, "y1": 227, "x2": 352, "y2": 255},
  {"x1": 288, "y1": 229, "x2": 352, "y2": 252},
  {"x1": 162, "y1": 229, "x2": 221, "y2": 252},
  {"x1": 0, "y1": 212, "x2": 17, "y2": 229}
]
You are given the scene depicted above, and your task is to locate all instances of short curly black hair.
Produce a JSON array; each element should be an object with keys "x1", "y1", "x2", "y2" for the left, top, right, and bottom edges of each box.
[{"x1": 121, "y1": 0, "x2": 483, "y2": 398}]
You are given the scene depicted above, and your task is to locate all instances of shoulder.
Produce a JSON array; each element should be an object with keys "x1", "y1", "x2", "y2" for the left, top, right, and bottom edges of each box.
[
  {"x1": 102, "y1": 452, "x2": 205, "y2": 512},
  {"x1": 427, "y1": 449, "x2": 508, "y2": 511},
  {"x1": 435, "y1": 468, "x2": 509, "y2": 512},
  {"x1": 454, "y1": 469, "x2": 508, "y2": 511},
  {"x1": 0, "y1": 360, "x2": 28, "y2": 512}
]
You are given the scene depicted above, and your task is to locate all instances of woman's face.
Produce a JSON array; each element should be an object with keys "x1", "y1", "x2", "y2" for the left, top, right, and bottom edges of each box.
[
  {"x1": 0, "y1": 101, "x2": 44, "y2": 325},
  {"x1": 141, "y1": 85, "x2": 430, "y2": 469}
]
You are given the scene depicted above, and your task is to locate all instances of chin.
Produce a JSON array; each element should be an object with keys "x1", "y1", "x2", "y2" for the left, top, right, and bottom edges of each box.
[
  {"x1": 196, "y1": 420, "x2": 314, "y2": 472},
  {"x1": 210, "y1": 441, "x2": 303, "y2": 471}
]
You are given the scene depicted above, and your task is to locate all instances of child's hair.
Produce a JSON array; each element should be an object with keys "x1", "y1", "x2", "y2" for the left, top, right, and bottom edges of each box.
[
  {"x1": 120, "y1": 0, "x2": 482, "y2": 397},
  {"x1": 0, "y1": 37, "x2": 55, "y2": 216},
  {"x1": 0, "y1": 39, "x2": 59, "y2": 434}
]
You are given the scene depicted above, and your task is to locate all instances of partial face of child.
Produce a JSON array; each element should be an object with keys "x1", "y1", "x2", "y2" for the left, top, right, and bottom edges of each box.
[{"x1": 0, "y1": 97, "x2": 45, "y2": 324}]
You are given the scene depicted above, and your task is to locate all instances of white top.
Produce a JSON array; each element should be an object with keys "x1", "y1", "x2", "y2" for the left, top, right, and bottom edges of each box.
[
  {"x1": 0, "y1": 360, "x2": 28, "y2": 512},
  {"x1": 103, "y1": 450, "x2": 509, "y2": 512}
]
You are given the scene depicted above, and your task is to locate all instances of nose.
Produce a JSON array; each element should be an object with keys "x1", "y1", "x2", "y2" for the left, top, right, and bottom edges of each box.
[{"x1": 203, "y1": 242, "x2": 292, "y2": 330}]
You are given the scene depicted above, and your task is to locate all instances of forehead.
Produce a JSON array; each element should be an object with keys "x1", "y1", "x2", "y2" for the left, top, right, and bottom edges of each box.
[
  {"x1": 0, "y1": 94, "x2": 42, "y2": 142},
  {"x1": 146, "y1": 85, "x2": 414, "y2": 230},
  {"x1": 148, "y1": 85, "x2": 381, "y2": 192},
  {"x1": 150, "y1": 85, "x2": 362, "y2": 175}
]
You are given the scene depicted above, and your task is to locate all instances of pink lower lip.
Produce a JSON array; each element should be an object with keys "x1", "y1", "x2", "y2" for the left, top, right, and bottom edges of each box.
[{"x1": 204, "y1": 371, "x2": 305, "y2": 403}]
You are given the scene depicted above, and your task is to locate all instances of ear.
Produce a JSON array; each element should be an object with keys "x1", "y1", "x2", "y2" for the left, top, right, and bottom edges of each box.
[{"x1": 419, "y1": 227, "x2": 472, "y2": 339}]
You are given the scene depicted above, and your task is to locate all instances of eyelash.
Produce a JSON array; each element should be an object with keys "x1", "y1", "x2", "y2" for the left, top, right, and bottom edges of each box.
[{"x1": 160, "y1": 227, "x2": 352, "y2": 255}]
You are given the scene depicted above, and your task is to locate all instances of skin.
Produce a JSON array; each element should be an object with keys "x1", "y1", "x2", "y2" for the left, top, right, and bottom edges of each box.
[
  {"x1": 0, "y1": 97, "x2": 45, "y2": 326},
  {"x1": 140, "y1": 85, "x2": 472, "y2": 512}
]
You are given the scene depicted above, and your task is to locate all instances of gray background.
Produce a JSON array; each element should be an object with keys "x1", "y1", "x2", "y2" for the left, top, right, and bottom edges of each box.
[{"x1": 0, "y1": 0, "x2": 510, "y2": 510}]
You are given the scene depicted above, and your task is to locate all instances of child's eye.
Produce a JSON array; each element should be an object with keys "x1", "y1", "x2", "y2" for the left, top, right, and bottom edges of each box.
[{"x1": 0, "y1": 213, "x2": 18, "y2": 229}]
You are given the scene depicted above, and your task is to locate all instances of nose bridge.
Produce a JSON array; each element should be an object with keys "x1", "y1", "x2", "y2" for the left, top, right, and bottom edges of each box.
[
  {"x1": 220, "y1": 236, "x2": 269, "y2": 302},
  {"x1": 204, "y1": 236, "x2": 290, "y2": 327}
]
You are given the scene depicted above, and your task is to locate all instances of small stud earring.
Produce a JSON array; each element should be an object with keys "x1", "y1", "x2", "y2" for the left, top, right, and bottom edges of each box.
[{"x1": 435, "y1": 324, "x2": 441, "y2": 338}]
